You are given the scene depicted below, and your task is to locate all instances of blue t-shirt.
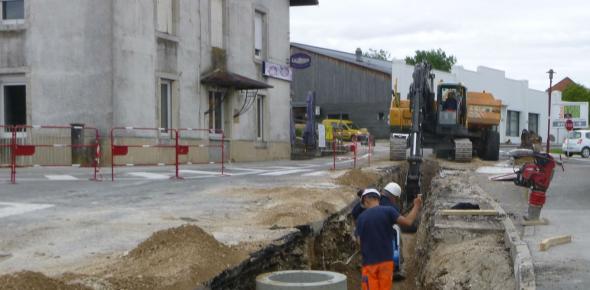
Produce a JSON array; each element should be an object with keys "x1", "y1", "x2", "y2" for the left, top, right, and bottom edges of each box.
[
  {"x1": 355, "y1": 206, "x2": 400, "y2": 265},
  {"x1": 351, "y1": 196, "x2": 398, "y2": 220}
]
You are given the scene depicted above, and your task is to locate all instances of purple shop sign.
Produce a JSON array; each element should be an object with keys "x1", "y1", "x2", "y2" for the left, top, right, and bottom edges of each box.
[{"x1": 290, "y1": 53, "x2": 312, "y2": 69}]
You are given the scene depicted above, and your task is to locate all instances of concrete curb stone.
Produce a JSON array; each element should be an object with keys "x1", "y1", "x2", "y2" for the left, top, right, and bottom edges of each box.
[{"x1": 490, "y1": 198, "x2": 536, "y2": 290}]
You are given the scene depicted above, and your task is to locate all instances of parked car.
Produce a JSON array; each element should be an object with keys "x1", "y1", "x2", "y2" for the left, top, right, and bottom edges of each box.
[
  {"x1": 562, "y1": 129, "x2": 590, "y2": 158},
  {"x1": 321, "y1": 119, "x2": 371, "y2": 144}
]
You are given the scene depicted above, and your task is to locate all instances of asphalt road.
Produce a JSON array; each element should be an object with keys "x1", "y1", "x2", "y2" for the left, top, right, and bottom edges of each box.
[
  {"x1": 476, "y1": 155, "x2": 590, "y2": 289},
  {"x1": 0, "y1": 142, "x2": 385, "y2": 275}
]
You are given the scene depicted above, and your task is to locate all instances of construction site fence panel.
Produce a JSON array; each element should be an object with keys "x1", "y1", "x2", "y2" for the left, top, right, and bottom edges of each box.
[
  {"x1": 1, "y1": 125, "x2": 100, "y2": 184},
  {"x1": 110, "y1": 127, "x2": 178, "y2": 181}
]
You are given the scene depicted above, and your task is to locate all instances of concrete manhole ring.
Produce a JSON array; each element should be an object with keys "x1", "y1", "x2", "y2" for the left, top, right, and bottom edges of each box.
[{"x1": 256, "y1": 270, "x2": 347, "y2": 289}]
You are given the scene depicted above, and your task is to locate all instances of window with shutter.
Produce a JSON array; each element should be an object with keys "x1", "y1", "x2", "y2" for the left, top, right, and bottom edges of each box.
[
  {"x1": 254, "y1": 11, "x2": 264, "y2": 58},
  {"x1": 211, "y1": 0, "x2": 223, "y2": 48}
]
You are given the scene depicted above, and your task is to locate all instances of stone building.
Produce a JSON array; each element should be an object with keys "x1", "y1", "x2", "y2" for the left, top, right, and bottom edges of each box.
[{"x1": 0, "y1": 0, "x2": 317, "y2": 163}]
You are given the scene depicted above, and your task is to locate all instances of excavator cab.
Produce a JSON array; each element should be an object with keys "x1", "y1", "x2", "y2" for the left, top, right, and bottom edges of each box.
[{"x1": 436, "y1": 84, "x2": 468, "y2": 129}]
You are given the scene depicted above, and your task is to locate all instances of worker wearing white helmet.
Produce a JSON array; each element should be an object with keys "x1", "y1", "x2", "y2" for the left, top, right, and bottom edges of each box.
[
  {"x1": 382, "y1": 182, "x2": 402, "y2": 211},
  {"x1": 351, "y1": 182, "x2": 403, "y2": 221}
]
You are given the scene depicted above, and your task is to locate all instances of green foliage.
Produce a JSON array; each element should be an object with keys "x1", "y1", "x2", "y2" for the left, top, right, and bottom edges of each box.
[
  {"x1": 404, "y1": 49, "x2": 457, "y2": 72},
  {"x1": 362, "y1": 48, "x2": 391, "y2": 61},
  {"x1": 562, "y1": 83, "x2": 590, "y2": 121}
]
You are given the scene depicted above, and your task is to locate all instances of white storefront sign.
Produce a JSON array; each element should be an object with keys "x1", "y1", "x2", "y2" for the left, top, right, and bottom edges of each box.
[
  {"x1": 551, "y1": 102, "x2": 588, "y2": 128},
  {"x1": 263, "y1": 61, "x2": 292, "y2": 81}
]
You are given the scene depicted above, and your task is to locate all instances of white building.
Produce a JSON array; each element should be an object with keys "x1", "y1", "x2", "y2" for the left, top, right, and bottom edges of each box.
[
  {"x1": 0, "y1": 0, "x2": 318, "y2": 163},
  {"x1": 392, "y1": 61, "x2": 556, "y2": 144}
]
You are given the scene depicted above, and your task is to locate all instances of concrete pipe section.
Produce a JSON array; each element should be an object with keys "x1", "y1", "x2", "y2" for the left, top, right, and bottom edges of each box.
[{"x1": 256, "y1": 270, "x2": 347, "y2": 290}]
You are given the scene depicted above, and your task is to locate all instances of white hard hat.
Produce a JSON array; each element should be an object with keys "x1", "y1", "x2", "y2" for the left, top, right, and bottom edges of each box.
[
  {"x1": 361, "y1": 188, "x2": 380, "y2": 199},
  {"x1": 383, "y1": 182, "x2": 401, "y2": 198}
]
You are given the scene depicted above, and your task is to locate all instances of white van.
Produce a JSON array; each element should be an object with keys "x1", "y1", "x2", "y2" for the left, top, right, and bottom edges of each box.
[{"x1": 562, "y1": 129, "x2": 590, "y2": 158}]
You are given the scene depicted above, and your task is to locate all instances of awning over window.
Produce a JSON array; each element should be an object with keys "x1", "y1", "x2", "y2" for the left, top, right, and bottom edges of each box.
[
  {"x1": 290, "y1": 0, "x2": 319, "y2": 6},
  {"x1": 201, "y1": 69, "x2": 272, "y2": 90}
]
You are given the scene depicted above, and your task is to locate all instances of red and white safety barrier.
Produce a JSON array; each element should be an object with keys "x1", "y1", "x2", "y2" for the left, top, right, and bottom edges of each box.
[
  {"x1": 331, "y1": 134, "x2": 373, "y2": 171},
  {"x1": 110, "y1": 127, "x2": 179, "y2": 181},
  {"x1": 176, "y1": 128, "x2": 225, "y2": 177},
  {"x1": 1, "y1": 125, "x2": 101, "y2": 184}
]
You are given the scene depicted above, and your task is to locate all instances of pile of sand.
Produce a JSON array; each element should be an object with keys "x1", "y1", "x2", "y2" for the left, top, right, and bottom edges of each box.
[
  {"x1": 248, "y1": 187, "x2": 350, "y2": 228},
  {"x1": 0, "y1": 271, "x2": 90, "y2": 290},
  {"x1": 98, "y1": 224, "x2": 248, "y2": 290},
  {"x1": 336, "y1": 169, "x2": 379, "y2": 189},
  {"x1": 0, "y1": 225, "x2": 249, "y2": 290}
]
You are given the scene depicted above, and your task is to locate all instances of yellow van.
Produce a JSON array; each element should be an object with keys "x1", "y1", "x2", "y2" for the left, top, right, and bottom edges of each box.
[{"x1": 322, "y1": 119, "x2": 370, "y2": 143}]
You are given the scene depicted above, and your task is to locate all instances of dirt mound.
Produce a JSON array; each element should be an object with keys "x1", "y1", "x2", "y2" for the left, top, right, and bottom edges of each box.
[
  {"x1": 336, "y1": 169, "x2": 379, "y2": 189},
  {"x1": 422, "y1": 235, "x2": 514, "y2": 289},
  {"x1": 100, "y1": 224, "x2": 247, "y2": 289},
  {"x1": 0, "y1": 271, "x2": 90, "y2": 290},
  {"x1": 415, "y1": 167, "x2": 516, "y2": 290},
  {"x1": 252, "y1": 187, "x2": 348, "y2": 228}
]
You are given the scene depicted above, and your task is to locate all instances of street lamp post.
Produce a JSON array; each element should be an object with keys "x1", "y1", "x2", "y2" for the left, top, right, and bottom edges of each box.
[{"x1": 546, "y1": 69, "x2": 555, "y2": 153}]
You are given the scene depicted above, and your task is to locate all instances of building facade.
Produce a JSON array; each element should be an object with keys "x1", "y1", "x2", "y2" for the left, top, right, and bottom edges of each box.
[{"x1": 0, "y1": 0, "x2": 317, "y2": 163}]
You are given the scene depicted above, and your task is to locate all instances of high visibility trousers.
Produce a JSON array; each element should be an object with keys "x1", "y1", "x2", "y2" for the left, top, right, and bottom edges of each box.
[{"x1": 361, "y1": 261, "x2": 394, "y2": 290}]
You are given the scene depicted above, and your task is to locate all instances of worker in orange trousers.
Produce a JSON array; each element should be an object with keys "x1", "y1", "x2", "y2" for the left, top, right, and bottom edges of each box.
[{"x1": 355, "y1": 189, "x2": 422, "y2": 290}]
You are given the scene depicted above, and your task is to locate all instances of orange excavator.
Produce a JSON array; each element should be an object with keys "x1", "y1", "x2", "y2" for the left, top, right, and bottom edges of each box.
[{"x1": 389, "y1": 68, "x2": 502, "y2": 162}]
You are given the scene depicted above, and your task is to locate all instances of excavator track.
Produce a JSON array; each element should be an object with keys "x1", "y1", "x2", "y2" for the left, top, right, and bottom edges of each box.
[
  {"x1": 390, "y1": 137, "x2": 407, "y2": 161},
  {"x1": 454, "y1": 138, "x2": 473, "y2": 162}
]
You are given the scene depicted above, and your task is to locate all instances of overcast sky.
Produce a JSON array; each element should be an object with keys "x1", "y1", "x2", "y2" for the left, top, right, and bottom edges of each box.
[{"x1": 290, "y1": 0, "x2": 590, "y2": 91}]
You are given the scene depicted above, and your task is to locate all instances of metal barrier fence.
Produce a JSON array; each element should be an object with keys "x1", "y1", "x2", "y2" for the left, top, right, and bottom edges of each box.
[
  {"x1": 110, "y1": 127, "x2": 178, "y2": 181},
  {"x1": 1, "y1": 125, "x2": 101, "y2": 184},
  {"x1": 0, "y1": 125, "x2": 16, "y2": 183},
  {"x1": 176, "y1": 128, "x2": 225, "y2": 177},
  {"x1": 331, "y1": 135, "x2": 373, "y2": 171}
]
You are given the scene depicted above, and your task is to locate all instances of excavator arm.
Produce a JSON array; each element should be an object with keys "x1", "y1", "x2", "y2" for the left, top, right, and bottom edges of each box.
[{"x1": 404, "y1": 63, "x2": 435, "y2": 207}]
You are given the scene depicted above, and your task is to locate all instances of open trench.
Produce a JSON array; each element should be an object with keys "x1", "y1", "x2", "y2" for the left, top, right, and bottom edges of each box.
[
  {"x1": 204, "y1": 159, "x2": 515, "y2": 290},
  {"x1": 203, "y1": 160, "x2": 437, "y2": 290},
  {"x1": 0, "y1": 160, "x2": 515, "y2": 290}
]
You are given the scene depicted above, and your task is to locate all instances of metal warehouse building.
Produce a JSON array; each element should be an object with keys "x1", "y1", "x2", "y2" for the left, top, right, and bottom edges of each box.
[{"x1": 290, "y1": 43, "x2": 392, "y2": 138}]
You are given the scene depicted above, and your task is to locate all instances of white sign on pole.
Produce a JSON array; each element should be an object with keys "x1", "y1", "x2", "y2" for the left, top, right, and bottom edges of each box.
[{"x1": 318, "y1": 124, "x2": 326, "y2": 148}]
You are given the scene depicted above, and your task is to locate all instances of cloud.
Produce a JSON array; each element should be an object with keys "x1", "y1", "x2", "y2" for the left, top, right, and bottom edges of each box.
[{"x1": 291, "y1": 0, "x2": 590, "y2": 89}]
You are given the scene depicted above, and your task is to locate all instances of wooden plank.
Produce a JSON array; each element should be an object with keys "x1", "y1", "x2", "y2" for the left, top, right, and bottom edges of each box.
[
  {"x1": 522, "y1": 218, "x2": 549, "y2": 226},
  {"x1": 440, "y1": 209, "x2": 498, "y2": 216},
  {"x1": 539, "y1": 235, "x2": 572, "y2": 251}
]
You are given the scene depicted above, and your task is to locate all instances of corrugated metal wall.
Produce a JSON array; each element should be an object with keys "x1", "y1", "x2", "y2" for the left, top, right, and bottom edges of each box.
[{"x1": 291, "y1": 47, "x2": 391, "y2": 138}]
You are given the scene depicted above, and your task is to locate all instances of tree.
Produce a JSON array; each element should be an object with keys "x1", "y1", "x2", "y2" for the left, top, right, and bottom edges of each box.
[
  {"x1": 404, "y1": 49, "x2": 457, "y2": 72},
  {"x1": 362, "y1": 48, "x2": 391, "y2": 61},
  {"x1": 562, "y1": 83, "x2": 590, "y2": 121}
]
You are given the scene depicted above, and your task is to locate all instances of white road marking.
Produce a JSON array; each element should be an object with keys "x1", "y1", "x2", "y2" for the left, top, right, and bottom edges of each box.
[
  {"x1": 179, "y1": 170, "x2": 231, "y2": 176},
  {"x1": 226, "y1": 167, "x2": 268, "y2": 173},
  {"x1": 302, "y1": 171, "x2": 327, "y2": 177},
  {"x1": 45, "y1": 175, "x2": 79, "y2": 181},
  {"x1": 260, "y1": 169, "x2": 313, "y2": 176},
  {"x1": 0, "y1": 202, "x2": 54, "y2": 218},
  {"x1": 128, "y1": 172, "x2": 170, "y2": 180}
]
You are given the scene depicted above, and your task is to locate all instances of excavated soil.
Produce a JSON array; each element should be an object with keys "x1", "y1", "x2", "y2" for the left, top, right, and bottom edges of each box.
[
  {"x1": 415, "y1": 168, "x2": 515, "y2": 290},
  {"x1": 247, "y1": 186, "x2": 349, "y2": 228},
  {"x1": 0, "y1": 271, "x2": 90, "y2": 290},
  {"x1": 335, "y1": 168, "x2": 380, "y2": 189},
  {"x1": 0, "y1": 225, "x2": 247, "y2": 290},
  {"x1": 421, "y1": 235, "x2": 513, "y2": 289}
]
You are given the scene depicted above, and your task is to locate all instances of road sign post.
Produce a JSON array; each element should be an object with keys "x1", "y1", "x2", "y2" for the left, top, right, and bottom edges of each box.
[
  {"x1": 565, "y1": 119, "x2": 574, "y2": 132},
  {"x1": 565, "y1": 118, "x2": 573, "y2": 157}
]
